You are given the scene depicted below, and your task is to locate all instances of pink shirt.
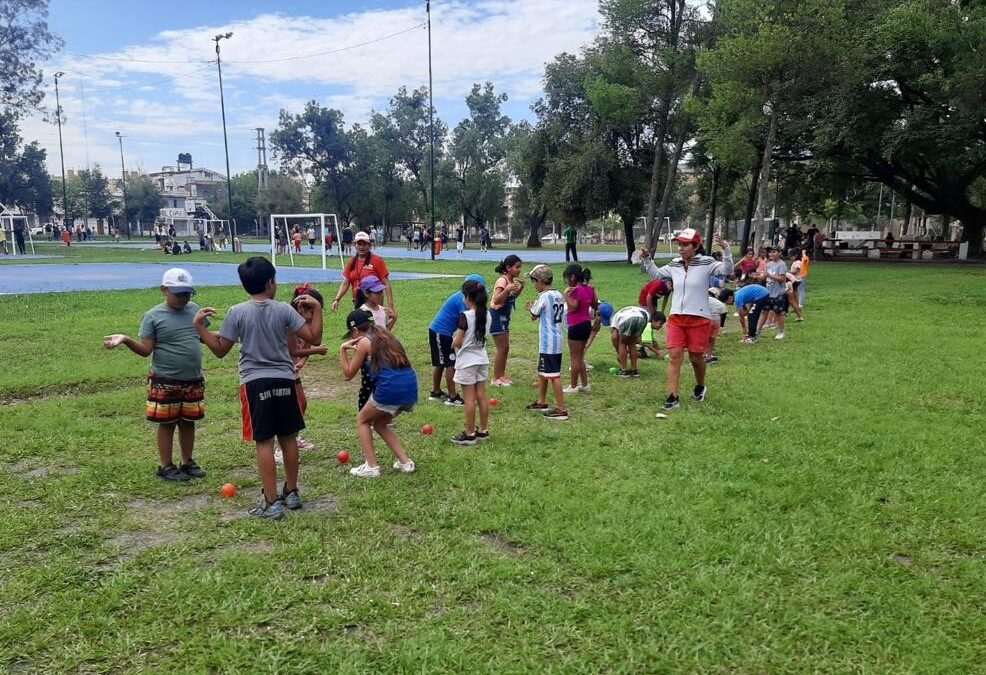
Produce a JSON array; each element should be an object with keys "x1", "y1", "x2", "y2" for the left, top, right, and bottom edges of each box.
[{"x1": 566, "y1": 285, "x2": 596, "y2": 326}]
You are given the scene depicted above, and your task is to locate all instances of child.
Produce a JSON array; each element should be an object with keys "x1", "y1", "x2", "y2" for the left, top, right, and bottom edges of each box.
[
  {"x1": 339, "y1": 310, "x2": 418, "y2": 477},
  {"x1": 490, "y1": 255, "x2": 524, "y2": 387},
  {"x1": 705, "y1": 289, "x2": 729, "y2": 363},
  {"x1": 358, "y1": 275, "x2": 397, "y2": 330},
  {"x1": 609, "y1": 306, "x2": 666, "y2": 376},
  {"x1": 786, "y1": 250, "x2": 805, "y2": 322},
  {"x1": 726, "y1": 279, "x2": 769, "y2": 343},
  {"x1": 290, "y1": 284, "x2": 328, "y2": 452},
  {"x1": 103, "y1": 268, "x2": 208, "y2": 482},
  {"x1": 427, "y1": 273, "x2": 486, "y2": 405},
  {"x1": 562, "y1": 264, "x2": 597, "y2": 394},
  {"x1": 451, "y1": 280, "x2": 492, "y2": 445},
  {"x1": 524, "y1": 264, "x2": 569, "y2": 420},
  {"x1": 194, "y1": 257, "x2": 324, "y2": 520}
]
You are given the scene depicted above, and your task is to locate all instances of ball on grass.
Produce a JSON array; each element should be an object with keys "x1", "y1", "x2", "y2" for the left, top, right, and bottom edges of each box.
[
  {"x1": 422, "y1": 424, "x2": 434, "y2": 435},
  {"x1": 220, "y1": 483, "x2": 237, "y2": 498},
  {"x1": 609, "y1": 366, "x2": 618, "y2": 374},
  {"x1": 488, "y1": 398, "x2": 499, "y2": 408},
  {"x1": 337, "y1": 451, "x2": 350, "y2": 464}
]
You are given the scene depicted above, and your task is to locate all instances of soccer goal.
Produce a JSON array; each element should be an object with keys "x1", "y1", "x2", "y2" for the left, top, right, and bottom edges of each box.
[
  {"x1": 269, "y1": 213, "x2": 341, "y2": 270},
  {"x1": 0, "y1": 202, "x2": 36, "y2": 255}
]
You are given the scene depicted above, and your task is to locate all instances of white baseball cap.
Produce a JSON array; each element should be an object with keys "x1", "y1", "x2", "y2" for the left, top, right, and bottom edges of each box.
[
  {"x1": 674, "y1": 228, "x2": 702, "y2": 245},
  {"x1": 161, "y1": 268, "x2": 195, "y2": 295},
  {"x1": 354, "y1": 231, "x2": 371, "y2": 243}
]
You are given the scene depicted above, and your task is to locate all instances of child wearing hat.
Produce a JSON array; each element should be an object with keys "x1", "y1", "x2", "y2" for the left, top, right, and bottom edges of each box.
[
  {"x1": 103, "y1": 268, "x2": 209, "y2": 482},
  {"x1": 524, "y1": 264, "x2": 569, "y2": 420}
]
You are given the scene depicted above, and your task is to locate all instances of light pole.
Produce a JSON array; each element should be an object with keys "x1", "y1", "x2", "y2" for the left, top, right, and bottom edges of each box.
[
  {"x1": 212, "y1": 31, "x2": 236, "y2": 241},
  {"x1": 426, "y1": 1, "x2": 436, "y2": 261},
  {"x1": 53, "y1": 72, "x2": 69, "y2": 232},
  {"x1": 115, "y1": 132, "x2": 130, "y2": 239}
]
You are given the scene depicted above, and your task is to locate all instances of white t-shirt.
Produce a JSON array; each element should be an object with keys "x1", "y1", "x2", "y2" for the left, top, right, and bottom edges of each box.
[
  {"x1": 454, "y1": 308, "x2": 491, "y2": 369},
  {"x1": 359, "y1": 303, "x2": 388, "y2": 329},
  {"x1": 708, "y1": 297, "x2": 728, "y2": 316}
]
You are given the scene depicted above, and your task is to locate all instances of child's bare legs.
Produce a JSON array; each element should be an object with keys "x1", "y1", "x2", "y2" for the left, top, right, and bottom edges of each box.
[
  {"x1": 628, "y1": 337, "x2": 640, "y2": 371},
  {"x1": 256, "y1": 439, "x2": 278, "y2": 502},
  {"x1": 668, "y1": 346, "x2": 685, "y2": 397},
  {"x1": 537, "y1": 377, "x2": 548, "y2": 404},
  {"x1": 177, "y1": 419, "x2": 195, "y2": 464},
  {"x1": 787, "y1": 290, "x2": 803, "y2": 320},
  {"x1": 776, "y1": 310, "x2": 787, "y2": 333},
  {"x1": 432, "y1": 367, "x2": 444, "y2": 393},
  {"x1": 446, "y1": 368, "x2": 458, "y2": 399},
  {"x1": 689, "y1": 350, "x2": 707, "y2": 387},
  {"x1": 371, "y1": 412, "x2": 411, "y2": 464},
  {"x1": 156, "y1": 423, "x2": 178, "y2": 467},
  {"x1": 611, "y1": 331, "x2": 626, "y2": 370},
  {"x1": 356, "y1": 405, "x2": 381, "y2": 467},
  {"x1": 278, "y1": 434, "x2": 299, "y2": 492},
  {"x1": 462, "y1": 383, "x2": 476, "y2": 433},
  {"x1": 706, "y1": 337, "x2": 717, "y2": 358},
  {"x1": 476, "y1": 381, "x2": 489, "y2": 431},
  {"x1": 550, "y1": 377, "x2": 567, "y2": 411},
  {"x1": 568, "y1": 339, "x2": 585, "y2": 388},
  {"x1": 492, "y1": 333, "x2": 510, "y2": 381}
]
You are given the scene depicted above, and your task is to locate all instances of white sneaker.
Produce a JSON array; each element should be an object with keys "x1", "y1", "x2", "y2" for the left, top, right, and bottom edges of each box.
[
  {"x1": 775, "y1": 332, "x2": 786, "y2": 340},
  {"x1": 274, "y1": 447, "x2": 284, "y2": 465},
  {"x1": 349, "y1": 462, "x2": 381, "y2": 478},
  {"x1": 562, "y1": 385, "x2": 580, "y2": 394},
  {"x1": 297, "y1": 437, "x2": 315, "y2": 451},
  {"x1": 578, "y1": 384, "x2": 592, "y2": 393},
  {"x1": 585, "y1": 363, "x2": 594, "y2": 371},
  {"x1": 392, "y1": 459, "x2": 416, "y2": 473}
]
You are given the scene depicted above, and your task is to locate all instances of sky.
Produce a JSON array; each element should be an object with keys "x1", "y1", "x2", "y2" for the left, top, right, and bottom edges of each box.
[{"x1": 24, "y1": 0, "x2": 601, "y2": 181}]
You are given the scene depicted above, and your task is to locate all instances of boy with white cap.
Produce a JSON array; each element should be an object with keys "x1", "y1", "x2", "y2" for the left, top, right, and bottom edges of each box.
[{"x1": 103, "y1": 268, "x2": 209, "y2": 482}]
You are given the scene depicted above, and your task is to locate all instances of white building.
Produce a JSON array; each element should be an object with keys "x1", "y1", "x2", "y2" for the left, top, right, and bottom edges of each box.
[{"x1": 147, "y1": 166, "x2": 226, "y2": 235}]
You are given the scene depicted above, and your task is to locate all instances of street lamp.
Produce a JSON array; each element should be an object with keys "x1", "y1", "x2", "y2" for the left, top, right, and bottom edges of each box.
[
  {"x1": 53, "y1": 72, "x2": 69, "y2": 232},
  {"x1": 426, "y1": 1, "x2": 436, "y2": 261},
  {"x1": 115, "y1": 132, "x2": 130, "y2": 239},
  {"x1": 212, "y1": 31, "x2": 236, "y2": 241}
]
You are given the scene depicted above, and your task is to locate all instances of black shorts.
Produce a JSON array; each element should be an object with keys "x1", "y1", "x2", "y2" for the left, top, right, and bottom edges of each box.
[
  {"x1": 429, "y1": 329, "x2": 456, "y2": 368},
  {"x1": 538, "y1": 353, "x2": 562, "y2": 378},
  {"x1": 239, "y1": 377, "x2": 305, "y2": 443},
  {"x1": 765, "y1": 296, "x2": 789, "y2": 314},
  {"x1": 567, "y1": 320, "x2": 592, "y2": 342}
]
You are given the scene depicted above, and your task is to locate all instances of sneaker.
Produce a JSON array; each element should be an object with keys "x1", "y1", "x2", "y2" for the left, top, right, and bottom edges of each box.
[
  {"x1": 585, "y1": 363, "x2": 594, "y2": 371},
  {"x1": 349, "y1": 462, "x2": 381, "y2": 478},
  {"x1": 297, "y1": 437, "x2": 315, "y2": 451},
  {"x1": 526, "y1": 401, "x2": 549, "y2": 411},
  {"x1": 662, "y1": 394, "x2": 680, "y2": 410},
  {"x1": 392, "y1": 459, "x2": 416, "y2": 473},
  {"x1": 578, "y1": 384, "x2": 592, "y2": 393},
  {"x1": 705, "y1": 355, "x2": 718, "y2": 364},
  {"x1": 741, "y1": 336, "x2": 757, "y2": 344},
  {"x1": 562, "y1": 385, "x2": 580, "y2": 394},
  {"x1": 543, "y1": 408, "x2": 569, "y2": 421},
  {"x1": 474, "y1": 429, "x2": 490, "y2": 440},
  {"x1": 445, "y1": 395, "x2": 465, "y2": 407},
  {"x1": 178, "y1": 459, "x2": 206, "y2": 478},
  {"x1": 692, "y1": 385, "x2": 707, "y2": 402},
  {"x1": 629, "y1": 369, "x2": 640, "y2": 378},
  {"x1": 451, "y1": 431, "x2": 478, "y2": 445},
  {"x1": 428, "y1": 390, "x2": 448, "y2": 401},
  {"x1": 274, "y1": 447, "x2": 284, "y2": 465},
  {"x1": 248, "y1": 497, "x2": 285, "y2": 520},
  {"x1": 618, "y1": 369, "x2": 631, "y2": 378},
  {"x1": 795, "y1": 317, "x2": 805, "y2": 323},
  {"x1": 492, "y1": 378, "x2": 512, "y2": 388},
  {"x1": 279, "y1": 486, "x2": 303, "y2": 510},
  {"x1": 156, "y1": 464, "x2": 191, "y2": 482},
  {"x1": 775, "y1": 332, "x2": 786, "y2": 340}
]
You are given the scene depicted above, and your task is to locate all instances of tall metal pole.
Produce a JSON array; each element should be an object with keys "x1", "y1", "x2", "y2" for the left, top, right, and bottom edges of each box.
[
  {"x1": 213, "y1": 32, "x2": 237, "y2": 241},
  {"x1": 116, "y1": 132, "x2": 130, "y2": 238},
  {"x1": 427, "y1": 0, "x2": 436, "y2": 260},
  {"x1": 54, "y1": 72, "x2": 69, "y2": 232}
]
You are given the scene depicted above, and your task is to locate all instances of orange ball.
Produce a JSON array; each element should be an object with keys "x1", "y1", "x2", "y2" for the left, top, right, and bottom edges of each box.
[
  {"x1": 422, "y1": 424, "x2": 434, "y2": 435},
  {"x1": 220, "y1": 483, "x2": 237, "y2": 499},
  {"x1": 337, "y1": 451, "x2": 350, "y2": 464},
  {"x1": 488, "y1": 398, "x2": 499, "y2": 408}
]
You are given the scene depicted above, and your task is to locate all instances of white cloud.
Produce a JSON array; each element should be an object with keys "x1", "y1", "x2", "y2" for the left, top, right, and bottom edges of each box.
[{"x1": 24, "y1": 0, "x2": 599, "y2": 176}]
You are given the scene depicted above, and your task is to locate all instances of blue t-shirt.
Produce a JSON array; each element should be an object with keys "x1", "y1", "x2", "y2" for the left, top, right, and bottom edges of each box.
[
  {"x1": 429, "y1": 292, "x2": 466, "y2": 336},
  {"x1": 735, "y1": 284, "x2": 769, "y2": 307}
]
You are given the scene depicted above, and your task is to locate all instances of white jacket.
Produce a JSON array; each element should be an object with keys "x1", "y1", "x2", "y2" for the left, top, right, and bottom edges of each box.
[{"x1": 641, "y1": 249, "x2": 733, "y2": 320}]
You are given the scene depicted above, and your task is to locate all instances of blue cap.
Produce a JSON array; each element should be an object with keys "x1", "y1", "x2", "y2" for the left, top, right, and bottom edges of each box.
[
  {"x1": 598, "y1": 302, "x2": 614, "y2": 327},
  {"x1": 464, "y1": 273, "x2": 486, "y2": 287}
]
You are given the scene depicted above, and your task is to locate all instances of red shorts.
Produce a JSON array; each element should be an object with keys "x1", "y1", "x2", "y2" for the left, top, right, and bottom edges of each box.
[{"x1": 666, "y1": 315, "x2": 713, "y2": 354}]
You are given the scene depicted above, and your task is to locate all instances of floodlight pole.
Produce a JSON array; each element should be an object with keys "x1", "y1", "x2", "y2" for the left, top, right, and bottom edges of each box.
[
  {"x1": 427, "y1": 0, "x2": 436, "y2": 261},
  {"x1": 115, "y1": 132, "x2": 130, "y2": 238},
  {"x1": 213, "y1": 32, "x2": 237, "y2": 242},
  {"x1": 54, "y1": 72, "x2": 69, "y2": 232}
]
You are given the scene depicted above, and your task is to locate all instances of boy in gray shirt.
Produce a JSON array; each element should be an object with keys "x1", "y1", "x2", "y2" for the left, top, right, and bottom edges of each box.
[
  {"x1": 761, "y1": 247, "x2": 790, "y2": 340},
  {"x1": 104, "y1": 267, "x2": 208, "y2": 482},
  {"x1": 195, "y1": 257, "x2": 324, "y2": 520}
]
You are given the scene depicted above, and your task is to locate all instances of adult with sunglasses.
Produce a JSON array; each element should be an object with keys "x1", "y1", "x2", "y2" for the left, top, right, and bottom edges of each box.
[
  {"x1": 331, "y1": 232, "x2": 396, "y2": 319},
  {"x1": 639, "y1": 229, "x2": 732, "y2": 411}
]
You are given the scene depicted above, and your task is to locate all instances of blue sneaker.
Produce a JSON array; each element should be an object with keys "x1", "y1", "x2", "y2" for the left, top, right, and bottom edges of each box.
[
  {"x1": 280, "y1": 486, "x2": 303, "y2": 510},
  {"x1": 248, "y1": 497, "x2": 285, "y2": 520}
]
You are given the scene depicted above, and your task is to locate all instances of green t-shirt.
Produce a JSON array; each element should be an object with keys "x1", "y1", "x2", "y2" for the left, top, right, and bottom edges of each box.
[
  {"x1": 563, "y1": 227, "x2": 576, "y2": 244},
  {"x1": 139, "y1": 302, "x2": 204, "y2": 380}
]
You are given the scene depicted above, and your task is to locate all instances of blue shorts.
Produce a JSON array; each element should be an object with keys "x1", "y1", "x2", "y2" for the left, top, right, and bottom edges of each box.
[{"x1": 490, "y1": 307, "x2": 512, "y2": 335}]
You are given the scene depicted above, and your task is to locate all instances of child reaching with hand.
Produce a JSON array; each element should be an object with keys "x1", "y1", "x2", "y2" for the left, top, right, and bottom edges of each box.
[
  {"x1": 290, "y1": 284, "x2": 328, "y2": 452},
  {"x1": 339, "y1": 310, "x2": 418, "y2": 478},
  {"x1": 450, "y1": 280, "x2": 492, "y2": 445}
]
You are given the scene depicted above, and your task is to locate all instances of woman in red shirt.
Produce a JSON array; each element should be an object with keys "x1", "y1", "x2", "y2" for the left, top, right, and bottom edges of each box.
[{"x1": 331, "y1": 232, "x2": 396, "y2": 317}]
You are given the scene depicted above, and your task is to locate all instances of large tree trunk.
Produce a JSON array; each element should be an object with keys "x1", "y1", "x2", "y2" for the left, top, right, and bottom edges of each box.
[
  {"x1": 643, "y1": 98, "x2": 671, "y2": 249},
  {"x1": 705, "y1": 164, "x2": 720, "y2": 251},
  {"x1": 622, "y1": 214, "x2": 636, "y2": 263},
  {"x1": 740, "y1": 155, "x2": 761, "y2": 251},
  {"x1": 649, "y1": 129, "x2": 687, "y2": 251},
  {"x1": 902, "y1": 199, "x2": 912, "y2": 236},
  {"x1": 525, "y1": 209, "x2": 546, "y2": 247}
]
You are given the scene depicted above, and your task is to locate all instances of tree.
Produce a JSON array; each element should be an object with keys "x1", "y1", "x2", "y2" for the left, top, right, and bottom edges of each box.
[
  {"x1": 57, "y1": 167, "x2": 112, "y2": 225},
  {"x1": 255, "y1": 172, "x2": 304, "y2": 226},
  {"x1": 123, "y1": 175, "x2": 162, "y2": 227},
  {"x1": 505, "y1": 122, "x2": 550, "y2": 247},
  {"x1": 0, "y1": 112, "x2": 52, "y2": 217},
  {"x1": 0, "y1": 0, "x2": 62, "y2": 118}
]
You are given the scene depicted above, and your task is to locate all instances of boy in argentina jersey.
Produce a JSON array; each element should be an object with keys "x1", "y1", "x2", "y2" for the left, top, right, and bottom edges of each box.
[{"x1": 524, "y1": 264, "x2": 569, "y2": 420}]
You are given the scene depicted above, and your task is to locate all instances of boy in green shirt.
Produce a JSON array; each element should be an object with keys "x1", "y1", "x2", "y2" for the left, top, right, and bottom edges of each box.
[{"x1": 104, "y1": 268, "x2": 208, "y2": 481}]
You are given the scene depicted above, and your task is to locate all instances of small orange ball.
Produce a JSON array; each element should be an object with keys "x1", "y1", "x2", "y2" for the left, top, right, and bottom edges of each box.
[
  {"x1": 422, "y1": 424, "x2": 434, "y2": 435},
  {"x1": 337, "y1": 451, "x2": 350, "y2": 464},
  {"x1": 220, "y1": 483, "x2": 237, "y2": 498},
  {"x1": 488, "y1": 398, "x2": 499, "y2": 408}
]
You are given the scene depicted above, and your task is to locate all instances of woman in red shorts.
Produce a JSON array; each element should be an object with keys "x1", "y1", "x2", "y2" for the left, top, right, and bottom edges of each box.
[{"x1": 639, "y1": 229, "x2": 732, "y2": 411}]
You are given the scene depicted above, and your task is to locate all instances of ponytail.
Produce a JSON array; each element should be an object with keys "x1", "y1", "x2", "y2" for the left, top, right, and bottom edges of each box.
[
  {"x1": 581, "y1": 267, "x2": 592, "y2": 284},
  {"x1": 495, "y1": 254, "x2": 522, "y2": 275},
  {"x1": 462, "y1": 280, "x2": 488, "y2": 345}
]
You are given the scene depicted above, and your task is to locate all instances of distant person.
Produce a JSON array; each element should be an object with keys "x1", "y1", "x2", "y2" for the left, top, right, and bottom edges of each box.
[
  {"x1": 456, "y1": 226, "x2": 465, "y2": 257},
  {"x1": 563, "y1": 225, "x2": 578, "y2": 262},
  {"x1": 342, "y1": 225, "x2": 354, "y2": 256},
  {"x1": 805, "y1": 223, "x2": 820, "y2": 254},
  {"x1": 103, "y1": 268, "x2": 209, "y2": 482},
  {"x1": 0, "y1": 225, "x2": 8, "y2": 254},
  {"x1": 12, "y1": 220, "x2": 26, "y2": 254},
  {"x1": 182, "y1": 240, "x2": 192, "y2": 254},
  {"x1": 292, "y1": 227, "x2": 303, "y2": 253},
  {"x1": 884, "y1": 231, "x2": 895, "y2": 247},
  {"x1": 193, "y1": 257, "x2": 324, "y2": 519},
  {"x1": 331, "y1": 232, "x2": 395, "y2": 314},
  {"x1": 306, "y1": 226, "x2": 316, "y2": 249}
]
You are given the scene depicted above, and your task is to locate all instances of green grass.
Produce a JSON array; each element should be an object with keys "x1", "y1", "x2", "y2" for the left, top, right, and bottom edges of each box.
[{"x1": 1, "y1": 257, "x2": 985, "y2": 673}]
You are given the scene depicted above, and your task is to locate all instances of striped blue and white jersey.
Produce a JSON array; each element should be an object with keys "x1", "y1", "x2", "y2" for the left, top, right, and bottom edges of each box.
[{"x1": 530, "y1": 289, "x2": 566, "y2": 354}]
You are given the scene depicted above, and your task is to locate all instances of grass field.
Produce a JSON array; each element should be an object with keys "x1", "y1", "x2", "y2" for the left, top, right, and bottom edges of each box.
[{"x1": 1, "y1": 247, "x2": 985, "y2": 673}]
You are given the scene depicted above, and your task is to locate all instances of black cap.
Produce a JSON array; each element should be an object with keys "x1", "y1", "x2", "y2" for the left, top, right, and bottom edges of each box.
[{"x1": 344, "y1": 309, "x2": 374, "y2": 337}]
